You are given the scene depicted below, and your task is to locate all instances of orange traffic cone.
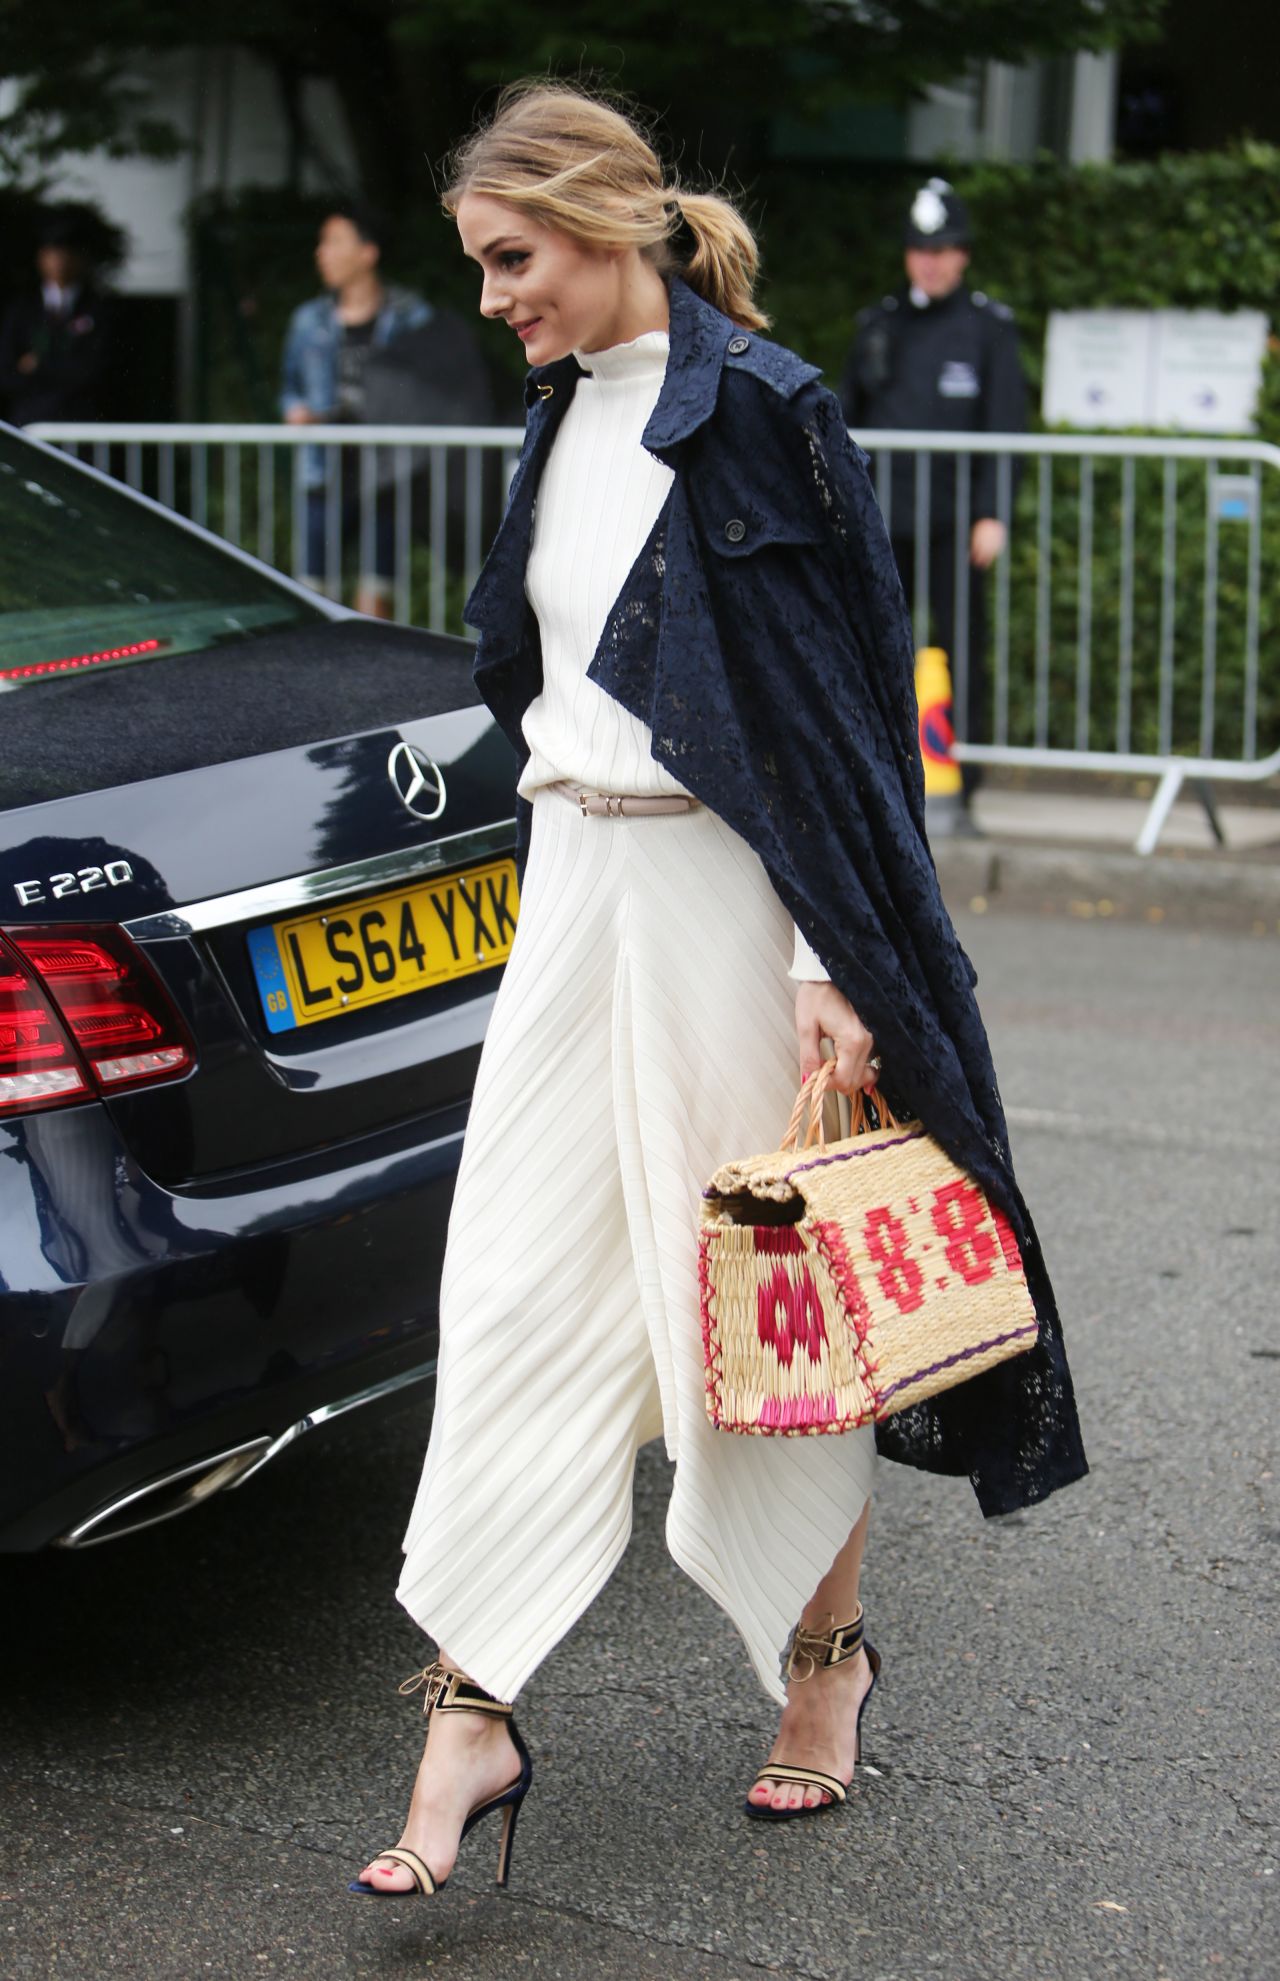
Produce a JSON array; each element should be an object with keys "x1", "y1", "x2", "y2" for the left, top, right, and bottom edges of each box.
[{"x1": 914, "y1": 645, "x2": 967, "y2": 836}]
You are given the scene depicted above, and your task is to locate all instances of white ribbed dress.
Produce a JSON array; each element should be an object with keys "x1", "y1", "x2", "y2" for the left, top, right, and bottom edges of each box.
[{"x1": 397, "y1": 331, "x2": 874, "y2": 1704}]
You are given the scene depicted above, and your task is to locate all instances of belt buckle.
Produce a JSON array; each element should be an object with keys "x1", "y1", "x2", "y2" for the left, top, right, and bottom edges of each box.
[{"x1": 577, "y1": 790, "x2": 589, "y2": 818}]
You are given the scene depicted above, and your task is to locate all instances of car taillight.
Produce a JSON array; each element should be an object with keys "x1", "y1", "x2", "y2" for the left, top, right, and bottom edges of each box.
[
  {"x1": 0, "y1": 943, "x2": 91, "y2": 1113},
  {"x1": 0, "y1": 927, "x2": 194, "y2": 1116}
]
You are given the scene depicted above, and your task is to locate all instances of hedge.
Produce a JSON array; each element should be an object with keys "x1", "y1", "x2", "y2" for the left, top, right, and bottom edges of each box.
[
  {"x1": 760, "y1": 144, "x2": 1280, "y2": 423},
  {"x1": 191, "y1": 151, "x2": 1280, "y2": 757},
  {"x1": 760, "y1": 146, "x2": 1280, "y2": 757}
]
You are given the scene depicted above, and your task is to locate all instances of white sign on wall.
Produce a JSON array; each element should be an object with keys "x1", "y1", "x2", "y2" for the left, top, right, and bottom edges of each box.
[
  {"x1": 1043, "y1": 312, "x2": 1150, "y2": 428},
  {"x1": 1149, "y1": 312, "x2": 1270, "y2": 431},
  {"x1": 1043, "y1": 310, "x2": 1269, "y2": 432}
]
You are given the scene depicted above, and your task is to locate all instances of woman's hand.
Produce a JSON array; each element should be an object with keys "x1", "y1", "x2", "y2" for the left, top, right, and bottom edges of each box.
[{"x1": 795, "y1": 982, "x2": 878, "y2": 1096}]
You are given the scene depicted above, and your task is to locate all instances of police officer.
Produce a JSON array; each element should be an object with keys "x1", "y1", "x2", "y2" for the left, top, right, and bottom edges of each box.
[
  {"x1": 0, "y1": 210, "x2": 118, "y2": 427},
  {"x1": 840, "y1": 179, "x2": 1027, "y2": 810}
]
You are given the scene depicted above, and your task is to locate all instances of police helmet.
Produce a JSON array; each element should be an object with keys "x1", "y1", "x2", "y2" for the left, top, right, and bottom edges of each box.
[{"x1": 903, "y1": 179, "x2": 972, "y2": 250}]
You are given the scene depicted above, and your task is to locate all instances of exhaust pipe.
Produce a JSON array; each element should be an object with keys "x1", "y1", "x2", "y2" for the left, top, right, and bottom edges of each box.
[
  {"x1": 55, "y1": 1439, "x2": 274, "y2": 1548},
  {"x1": 53, "y1": 1362, "x2": 433, "y2": 1549}
]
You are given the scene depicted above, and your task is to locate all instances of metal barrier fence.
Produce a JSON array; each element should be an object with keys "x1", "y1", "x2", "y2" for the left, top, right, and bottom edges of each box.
[
  {"x1": 865, "y1": 431, "x2": 1280, "y2": 853},
  {"x1": 29, "y1": 422, "x2": 524, "y2": 637},
  {"x1": 28, "y1": 421, "x2": 1280, "y2": 853}
]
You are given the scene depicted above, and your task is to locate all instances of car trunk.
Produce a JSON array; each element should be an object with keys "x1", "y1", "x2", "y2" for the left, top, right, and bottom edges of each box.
[{"x1": 0, "y1": 619, "x2": 519, "y2": 1182}]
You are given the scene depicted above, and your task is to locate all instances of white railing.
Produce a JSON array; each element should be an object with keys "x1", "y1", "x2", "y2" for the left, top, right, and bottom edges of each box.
[
  {"x1": 28, "y1": 421, "x2": 1280, "y2": 853},
  {"x1": 30, "y1": 422, "x2": 523, "y2": 635},
  {"x1": 860, "y1": 431, "x2": 1280, "y2": 853}
]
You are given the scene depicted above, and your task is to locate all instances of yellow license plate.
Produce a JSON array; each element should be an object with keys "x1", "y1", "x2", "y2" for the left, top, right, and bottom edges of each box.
[{"x1": 247, "y1": 858, "x2": 519, "y2": 1033}]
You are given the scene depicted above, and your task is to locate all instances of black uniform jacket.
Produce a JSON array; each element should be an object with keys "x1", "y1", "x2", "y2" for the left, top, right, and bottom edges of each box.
[
  {"x1": 0, "y1": 284, "x2": 115, "y2": 426},
  {"x1": 466, "y1": 276, "x2": 1086, "y2": 1517},
  {"x1": 840, "y1": 284, "x2": 1027, "y2": 536}
]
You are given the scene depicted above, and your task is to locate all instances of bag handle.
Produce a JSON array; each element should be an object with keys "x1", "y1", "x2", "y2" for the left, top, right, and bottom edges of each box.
[{"x1": 780, "y1": 1060, "x2": 901, "y2": 1153}]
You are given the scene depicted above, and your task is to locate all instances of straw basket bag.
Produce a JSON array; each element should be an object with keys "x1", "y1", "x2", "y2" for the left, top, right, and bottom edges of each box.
[{"x1": 698, "y1": 1062, "x2": 1039, "y2": 1436}]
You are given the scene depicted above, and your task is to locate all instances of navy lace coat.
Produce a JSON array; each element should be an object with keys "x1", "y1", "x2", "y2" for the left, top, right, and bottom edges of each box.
[{"x1": 465, "y1": 276, "x2": 1087, "y2": 1517}]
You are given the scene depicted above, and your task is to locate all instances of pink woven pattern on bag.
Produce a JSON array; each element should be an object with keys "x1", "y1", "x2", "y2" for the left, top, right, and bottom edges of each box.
[{"x1": 699, "y1": 1071, "x2": 1040, "y2": 1436}]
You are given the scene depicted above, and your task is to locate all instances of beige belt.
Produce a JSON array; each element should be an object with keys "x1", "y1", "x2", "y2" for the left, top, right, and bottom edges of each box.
[{"x1": 551, "y1": 780, "x2": 701, "y2": 819}]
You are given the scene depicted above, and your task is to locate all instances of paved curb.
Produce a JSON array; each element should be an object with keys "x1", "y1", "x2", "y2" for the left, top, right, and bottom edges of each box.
[{"x1": 934, "y1": 836, "x2": 1280, "y2": 932}]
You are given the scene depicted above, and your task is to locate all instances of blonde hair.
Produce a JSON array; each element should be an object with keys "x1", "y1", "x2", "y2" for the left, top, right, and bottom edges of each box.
[{"x1": 442, "y1": 81, "x2": 769, "y2": 333}]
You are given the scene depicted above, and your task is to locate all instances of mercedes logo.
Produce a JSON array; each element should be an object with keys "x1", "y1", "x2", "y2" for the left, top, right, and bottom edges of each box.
[{"x1": 387, "y1": 741, "x2": 447, "y2": 821}]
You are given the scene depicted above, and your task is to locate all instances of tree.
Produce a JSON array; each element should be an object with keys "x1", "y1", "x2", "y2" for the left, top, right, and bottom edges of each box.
[{"x1": 2, "y1": 0, "x2": 1167, "y2": 210}]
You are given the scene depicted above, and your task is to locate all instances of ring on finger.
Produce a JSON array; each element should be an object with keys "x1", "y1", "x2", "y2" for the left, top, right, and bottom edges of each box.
[{"x1": 868, "y1": 1053, "x2": 882, "y2": 1072}]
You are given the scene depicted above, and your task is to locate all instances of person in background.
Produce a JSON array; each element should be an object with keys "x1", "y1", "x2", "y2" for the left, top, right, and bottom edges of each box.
[
  {"x1": 281, "y1": 201, "x2": 431, "y2": 619},
  {"x1": 840, "y1": 180, "x2": 1027, "y2": 823},
  {"x1": 0, "y1": 211, "x2": 118, "y2": 427},
  {"x1": 281, "y1": 199, "x2": 497, "y2": 617}
]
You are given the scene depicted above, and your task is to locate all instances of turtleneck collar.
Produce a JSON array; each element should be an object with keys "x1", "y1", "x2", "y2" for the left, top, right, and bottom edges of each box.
[{"x1": 574, "y1": 329, "x2": 670, "y2": 383}]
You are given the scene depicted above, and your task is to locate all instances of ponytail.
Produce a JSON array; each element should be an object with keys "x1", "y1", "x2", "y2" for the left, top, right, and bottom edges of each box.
[{"x1": 664, "y1": 189, "x2": 769, "y2": 333}]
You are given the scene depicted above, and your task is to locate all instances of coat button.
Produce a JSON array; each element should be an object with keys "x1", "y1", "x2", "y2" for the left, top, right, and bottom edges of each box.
[
  {"x1": 724, "y1": 518, "x2": 747, "y2": 544},
  {"x1": 726, "y1": 335, "x2": 749, "y2": 356}
]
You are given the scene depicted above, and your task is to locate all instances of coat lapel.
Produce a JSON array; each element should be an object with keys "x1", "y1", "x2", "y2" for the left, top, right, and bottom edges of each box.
[
  {"x1": 640, "y1": 277, "x2": 731, "y2": 459},
  {"x1": 464, "y1": 355, "x2": 579, "y2": 657}
]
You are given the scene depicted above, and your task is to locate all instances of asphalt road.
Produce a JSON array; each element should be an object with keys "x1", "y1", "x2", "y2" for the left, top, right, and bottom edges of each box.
[{"x1": 2, "y1": 909, "x2": 1276, "y2": 1981}]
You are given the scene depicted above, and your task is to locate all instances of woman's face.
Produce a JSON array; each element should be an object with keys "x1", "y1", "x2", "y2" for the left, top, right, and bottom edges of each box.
[{"x1": 455, "y1": 192, "x2": 625, "y2": 365}]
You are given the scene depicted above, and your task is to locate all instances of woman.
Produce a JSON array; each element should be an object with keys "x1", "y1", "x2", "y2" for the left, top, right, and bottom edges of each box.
[{"x1": 352, "y1": 83, "x2": 1086, "y2": 1900}]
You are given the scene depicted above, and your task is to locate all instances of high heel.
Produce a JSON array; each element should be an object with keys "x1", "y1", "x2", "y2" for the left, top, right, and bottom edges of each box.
[
  {"x1": 744, "y1": 1606, "x2": 881, "y2": 1822},
  {"x1": 349, "y1": 1663, "x2": 534, "y2": 1897}
]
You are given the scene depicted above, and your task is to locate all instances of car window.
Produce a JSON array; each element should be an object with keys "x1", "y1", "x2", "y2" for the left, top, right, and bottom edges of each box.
[{"x1": 0, "y1": 434, "x2": 327, "y2": 688}]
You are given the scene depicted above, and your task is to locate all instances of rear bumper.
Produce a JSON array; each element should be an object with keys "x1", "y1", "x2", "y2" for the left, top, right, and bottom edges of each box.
[{"x1": 0, "y1": 1099, "x2": 463, "y2": 1550}]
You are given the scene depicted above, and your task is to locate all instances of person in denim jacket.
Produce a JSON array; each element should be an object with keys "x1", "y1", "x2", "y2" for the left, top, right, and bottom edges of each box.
[{"x1": 280, "y1": 201, "x2": 432, "y2": 617}]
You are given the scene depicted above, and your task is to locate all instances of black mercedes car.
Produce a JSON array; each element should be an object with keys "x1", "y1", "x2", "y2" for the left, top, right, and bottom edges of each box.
[{"x1": 0, "y1": 426, "x2": 518, "y2": 1550}]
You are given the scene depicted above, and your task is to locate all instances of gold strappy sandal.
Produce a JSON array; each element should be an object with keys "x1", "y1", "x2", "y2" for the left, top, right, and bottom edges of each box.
[
  {"x1": 745, "y1": 1607, "x2": 881, "y2": 1821},
  {"x1": 349, "y1": 1662, "x2": 534, "y2": 1897}
]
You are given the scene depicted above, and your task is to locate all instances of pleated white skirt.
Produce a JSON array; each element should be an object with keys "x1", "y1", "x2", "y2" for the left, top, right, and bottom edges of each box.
[{"x1": 397, "y1": 790, "x2": 875, "y2": 1704}]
